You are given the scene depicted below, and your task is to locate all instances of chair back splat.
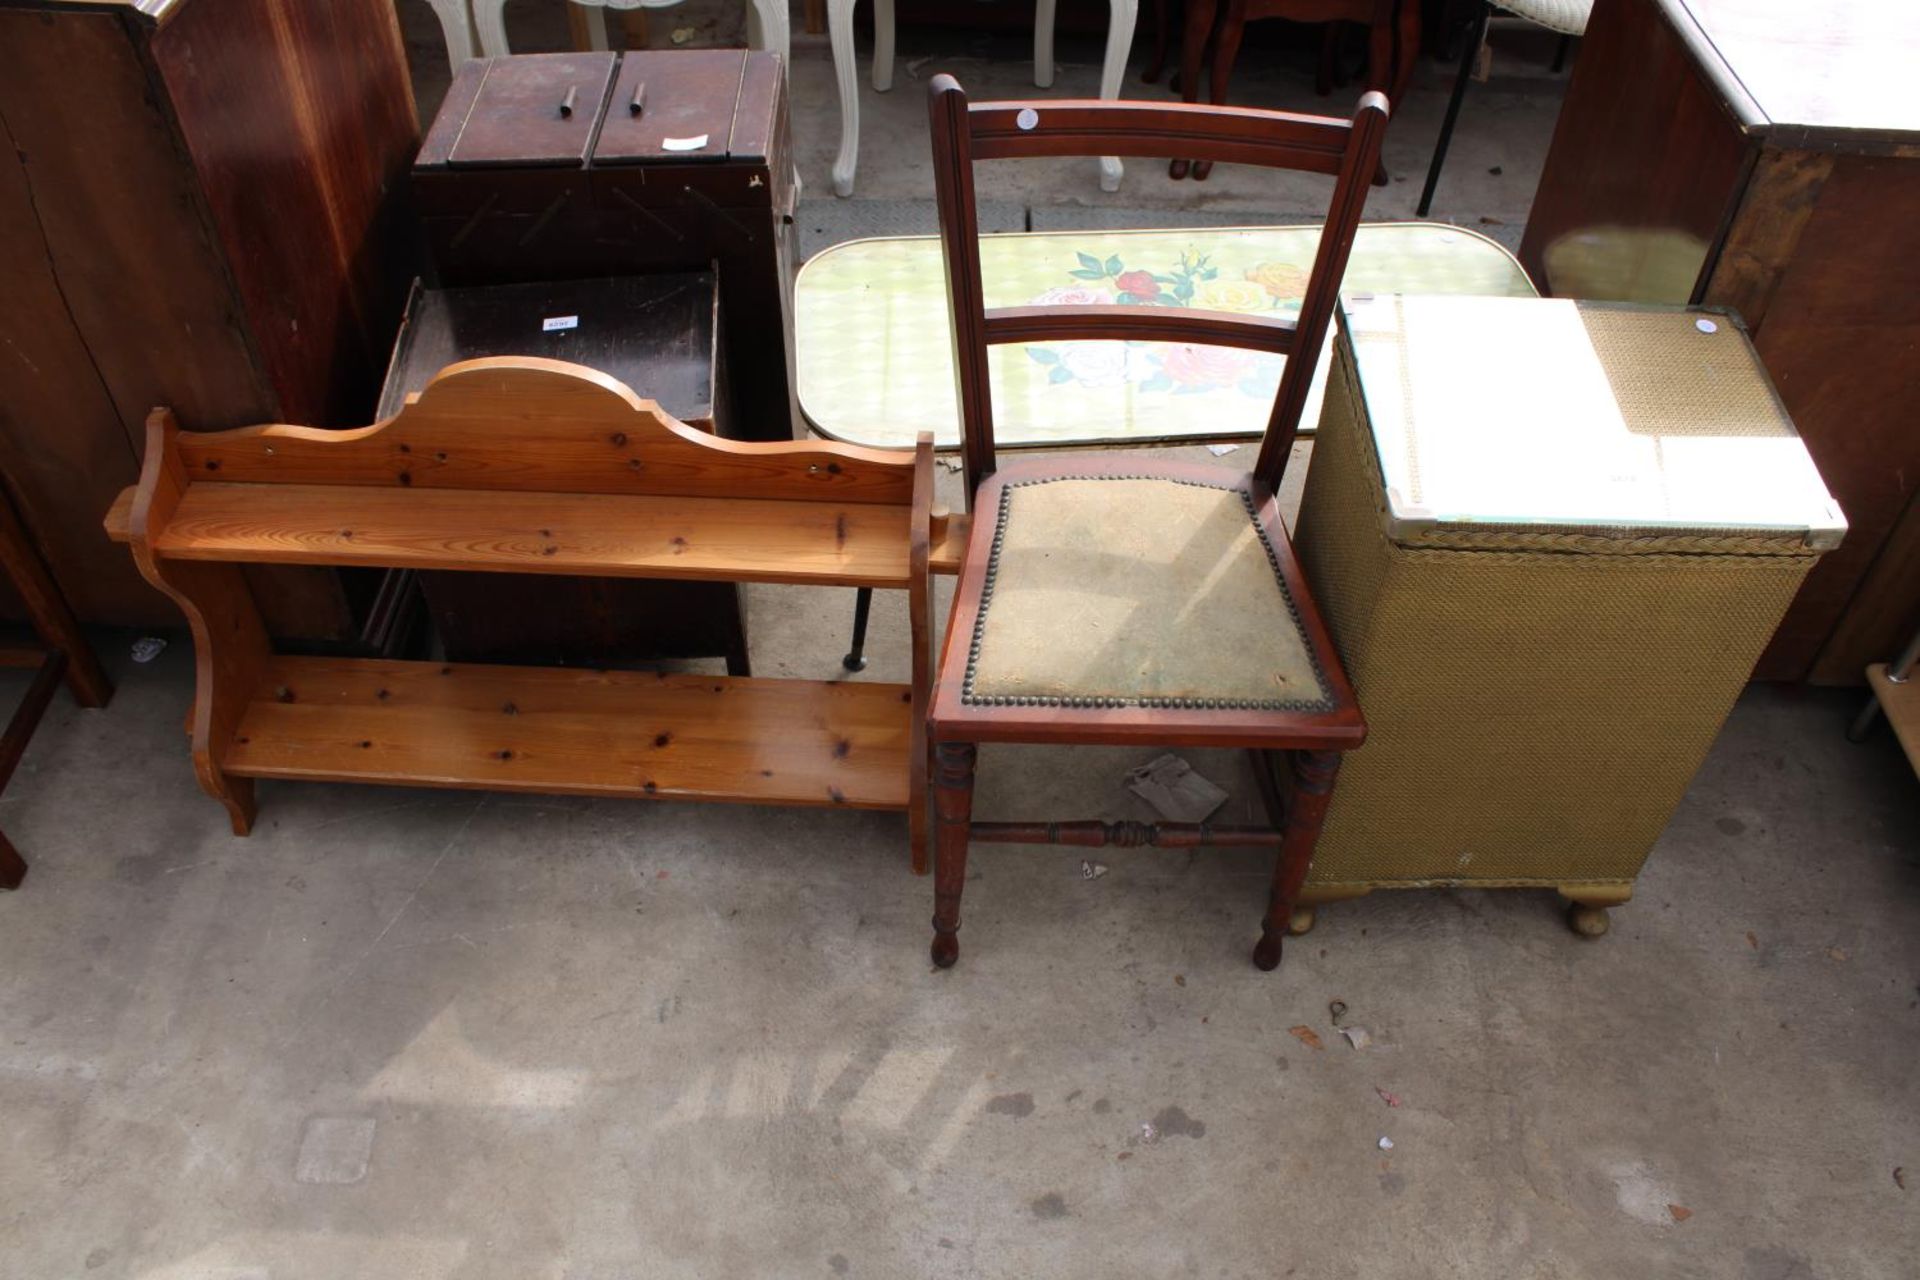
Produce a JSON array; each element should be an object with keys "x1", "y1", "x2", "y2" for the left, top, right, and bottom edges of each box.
[{"x1": 927, "y1": 76, "x2": 1390, "y2": 501}]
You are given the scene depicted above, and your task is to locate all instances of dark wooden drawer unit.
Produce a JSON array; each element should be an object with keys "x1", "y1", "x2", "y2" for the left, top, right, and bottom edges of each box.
[
  {"x1": 1518, "y1": 0, "x2": 1920, "y2": 683},
  {"x1": 377, "y1": 274, "x2": 747, "y2": 672},
  {"x1": 414, "y1": 50, "x2": 799, "y2": 442},
  {"x1": 0, "y1": 0, "x2": 418, "y2": 640}
]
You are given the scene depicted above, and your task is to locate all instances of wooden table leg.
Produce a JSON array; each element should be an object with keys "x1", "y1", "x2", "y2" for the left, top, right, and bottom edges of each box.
[
  {"x1": 0, "y1": 651, "x2": 69, "y2": 891},
  {"x1": 0, "y1": 830, "x2": 23, "y2": 890},
  {"x1": 0, "y1": 489, "x2": 110, "y2": 708}
]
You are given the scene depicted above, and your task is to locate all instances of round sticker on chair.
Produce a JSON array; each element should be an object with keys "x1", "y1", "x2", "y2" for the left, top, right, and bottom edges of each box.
[
  {"x1": 1695, "y1": 317, "x2": 1718, "y2": 334},
  {"x1": 1016, "y1": 107, "x2": 1039, "y2": 131}
]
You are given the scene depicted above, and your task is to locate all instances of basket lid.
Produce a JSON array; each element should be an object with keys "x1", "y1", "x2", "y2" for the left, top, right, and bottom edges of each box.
[{"x1": 1340, "y1": 295, "x2": 1846, "y2": 549}]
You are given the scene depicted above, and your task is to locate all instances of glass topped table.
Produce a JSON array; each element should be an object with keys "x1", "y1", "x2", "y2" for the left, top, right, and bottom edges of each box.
[{"x1": 795, "y1": 222, "x2": 1538, "y2": 450}]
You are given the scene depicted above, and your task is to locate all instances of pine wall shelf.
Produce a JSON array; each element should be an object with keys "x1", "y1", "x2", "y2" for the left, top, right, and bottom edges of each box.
[{"x1": 105, "y1": 358, "x2": 954, "y2": 870}]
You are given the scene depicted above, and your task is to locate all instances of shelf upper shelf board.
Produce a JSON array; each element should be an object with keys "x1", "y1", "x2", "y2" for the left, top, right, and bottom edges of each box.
[{"x1": 105, "y1": 486, "x2": 972, "y2": 579}]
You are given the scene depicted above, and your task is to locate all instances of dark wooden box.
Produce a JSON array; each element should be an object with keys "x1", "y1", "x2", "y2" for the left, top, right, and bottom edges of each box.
[
  {"x1": 414, "y1": 49, "x2": 799, "y2": 442},
  {"x1": 377, "y1": 274, "x2": 747, "y2": 671}
]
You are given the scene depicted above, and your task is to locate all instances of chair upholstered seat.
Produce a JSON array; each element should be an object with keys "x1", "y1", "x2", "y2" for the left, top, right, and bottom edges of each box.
[{"x1": 963, "y1": 474, "x2": 1335, "y2": 712}]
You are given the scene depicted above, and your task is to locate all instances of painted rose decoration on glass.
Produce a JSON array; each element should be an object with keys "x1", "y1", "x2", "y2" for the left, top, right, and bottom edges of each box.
[{"x1": 1025, "y1": 250, "x2": 1301, "y2": 396}]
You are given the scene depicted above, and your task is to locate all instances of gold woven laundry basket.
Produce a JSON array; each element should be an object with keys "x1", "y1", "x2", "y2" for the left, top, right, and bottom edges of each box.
[{"x1": 1290, "y1": 296, "x2": 1846, "y2": 935}]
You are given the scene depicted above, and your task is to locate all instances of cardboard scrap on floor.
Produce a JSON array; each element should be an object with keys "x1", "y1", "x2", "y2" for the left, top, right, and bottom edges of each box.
[{"x1": 1125, "y1": 754, "x2": 1228, "y2": 822}]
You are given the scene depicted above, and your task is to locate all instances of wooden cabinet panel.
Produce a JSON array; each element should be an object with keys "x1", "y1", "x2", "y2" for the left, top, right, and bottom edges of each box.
[
  {"x1": 0, "y1": 0, "x2": 419, "y2": 635},
  {"x1": 151, "y1": 0, "x2": 419, "y2": 428},
  {"x1": 1739, "y1": 156, "x2": 1920, "y2": 678},
  {"x1": 1519, "y1": 0, "x2": 1920, "y2": 682},
  {"x1": 1517, "y1": 0, "x2": 1752, "y2": 302},
  {"x1": 0, "y1": 133, "x2": 157, "y2": 624},
  {"x1": 0, "y1": 10, "x2": 270, "y2": 442}
]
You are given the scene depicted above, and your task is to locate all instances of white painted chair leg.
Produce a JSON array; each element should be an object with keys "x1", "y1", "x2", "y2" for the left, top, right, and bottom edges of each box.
[
  {"x1": 1096, "y1": 0, "x2": 1139, "y2": 191},
  {"x1": 577, "y1": 2, "x2": 611, "y2": 51},
  {"x1": 423, "y1": 0, "x2": 479, "y2": 69},
  {"x1": 873, "y1": 0, "x2": 895, "y2": 92},
  {"x1": 748, "y1": 0, "x2": 790, "y2": 67},
  {"x1": 473, "y1": 0, "x2": 511, "y2": 57},
  {"x1": 1034, "y1": 0, "x2": 1057, "y2": 87},
  {"x1": 828, "y1": 0, "x2": 860, "y2": 197}
]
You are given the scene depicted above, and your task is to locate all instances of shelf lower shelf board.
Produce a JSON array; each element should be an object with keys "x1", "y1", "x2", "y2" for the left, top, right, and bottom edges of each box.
[
  {"x1": 1867, "y1": 664, "x2": 1920, "y2": 775},
  {"x1": 223, "y1": 657, "x2": 913, "y2": 810}
]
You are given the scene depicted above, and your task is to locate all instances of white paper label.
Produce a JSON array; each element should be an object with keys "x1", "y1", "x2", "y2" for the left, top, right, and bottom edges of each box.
[
  {"x1": 661, "y1": 134, "x2": 709, "y2": 152},
  {"x1": 542, "y1": 315, "x2": 579, "y2": 332}
]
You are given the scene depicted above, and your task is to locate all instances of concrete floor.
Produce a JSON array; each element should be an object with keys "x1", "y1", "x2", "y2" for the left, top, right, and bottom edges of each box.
[{"x1": 4, "y1": 8, "x2": 1919, "y2": 1279}]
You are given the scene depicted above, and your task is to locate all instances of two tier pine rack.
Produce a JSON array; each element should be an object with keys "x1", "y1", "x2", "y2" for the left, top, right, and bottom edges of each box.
[{"x1": 106, "y1": 358, "x2": 966, "y2": 871}]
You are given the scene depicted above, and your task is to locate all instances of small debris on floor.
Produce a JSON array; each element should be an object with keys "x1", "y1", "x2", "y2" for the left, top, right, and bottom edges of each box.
[
  {"x1": 1206, "y1": 443, "x2": 1240, "y2": 456},
  {"x1": 671, "y1": 26, "x2": 694, "y2": 43},
  {"x1": 130, "y1": 637, "x2": 166, "y2": 663},
  {"x1": 1138, "y1": 1121, "x2": 1159, "y2": 1145},
  {"x1": 1746, "y1": 931, "x2": 1759, "y2": 949},
  {"x1": 1669, "y1": 1204, "x2": 1693, "y2": 1223},
  {"x1": 1895, "y1": 1167, "x2": 1908, "y2": 1190},
  {"x1": 1288, "y1": 1025, "x2": 1324, "y2": 1051},
  {"x1": 1329, "y1": 999, "x2": 1348, "y2": 1026},
  {"x1": 906, "y1": 56, "x2": 933, "y2": 78},
  {"x1": 1374, "y1": 1087, "x2": 1401, "y2": 1108},
  {"x1": 938, "y1": 457, "x2": 964, "y2": 472},
  {"x1": 1079, "y1": 859, "x2": 1108, "y2": 880},
  {"x1": 1341, "y1": 1026, "x2": 1373, "y2": 1051},
  {"x1": 1478, "y1": 215, "x2": 1505, "y2": 226},
  {"x1": 1828, "y1": 946, "x2": 1850, "y2": 962},
  {"x1": 1124, "y1": 754, "x2": 1228, "y2": 822},
  {"x1": 1174, "y1": 974, "x2": 1186, "y2": 987},
  {"x1": 1378, "y1": 1136, "x2": 1394, "y2": 1151},
  {"x1": 1488, "y1": 165, "x2": 1504, "y2": 175}
]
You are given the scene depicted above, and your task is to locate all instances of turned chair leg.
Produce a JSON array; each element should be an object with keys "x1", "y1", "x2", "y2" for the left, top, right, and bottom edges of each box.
[
  {"x1": 930, "y1": 740, "x2": 977, "y2": 968},
  {"x1": 843, "y1": 587, "x2": 873, "y2": 671},
  {"x1": 1190, "y1": 0, "x2": 1246, "y2": 181},
  {"x1": 1169, "y1": 0, "x2": 1218, "y2": 178},
  {"x1": 1253, "y1": 749, "x2": 1340, "y2": 971},
  {"x1": 1141, "y1": 0, "x2": 1170, "y2": 82}
]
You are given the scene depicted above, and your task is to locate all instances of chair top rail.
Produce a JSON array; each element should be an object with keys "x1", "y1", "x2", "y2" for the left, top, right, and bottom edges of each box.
[{"x1": 966, "y1": 99, "x2": 1353, "y2": 175}]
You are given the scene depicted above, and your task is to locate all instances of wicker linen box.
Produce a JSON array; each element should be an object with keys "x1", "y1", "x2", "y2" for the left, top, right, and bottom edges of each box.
[{"x1": 1290, "y1": 295, "x2": 1846, "y2": 936}]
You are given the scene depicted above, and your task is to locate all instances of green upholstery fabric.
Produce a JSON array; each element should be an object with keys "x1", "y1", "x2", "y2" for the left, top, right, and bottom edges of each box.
[{"x1": 964, "y1": 477, "x2": 1332, "y2": 710}]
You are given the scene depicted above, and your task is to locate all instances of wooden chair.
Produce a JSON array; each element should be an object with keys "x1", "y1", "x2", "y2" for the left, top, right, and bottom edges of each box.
[
  {"x1": 1171, "y1": 0, "x2": 1416, "y2": 181},
  {"x1": 924, "y1": 76, "x2": 1384, "y2": 971}
]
